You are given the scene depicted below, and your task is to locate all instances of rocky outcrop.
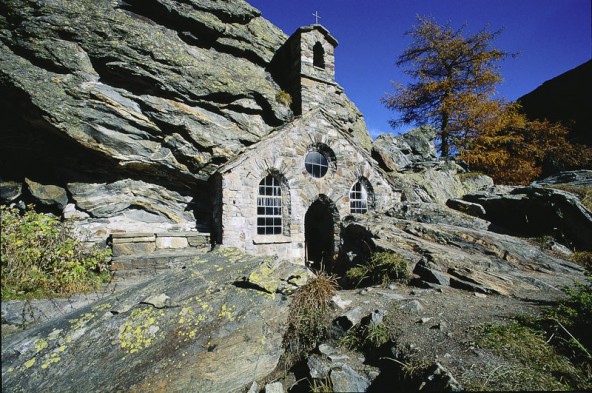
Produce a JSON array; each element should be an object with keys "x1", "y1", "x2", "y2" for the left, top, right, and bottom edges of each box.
[
  {"x1": 1, "y1": 249, "x2": 315, "y2": 392},
  {"x1": 532, "y1": 169, "x2": 592, "y2": 187},
  {"x1": 391, "y1": 160, "x2": 493, "y2": 204},
  {"x1": 340, "y1": 212, "x2": 584, "y2": 296},
  {"x1": 460, "y1": 185, "x2": 592, "y2": 251},
  {"x1": 372, "y1": 126, "x2": 493, "y2": 204},
  {"x1": 0, "y1": 0, "x2": 371, "y2": 238},
  {"x1": 372, "y1": 125, "x2": 437, "y2": 172}
]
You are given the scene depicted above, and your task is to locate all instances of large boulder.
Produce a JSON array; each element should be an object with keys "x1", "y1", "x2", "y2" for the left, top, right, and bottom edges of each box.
[
  {"x1": 391, "y1": 160, "x2": 493, "y2": 204},
  {"x1": 24, "y1": 179, "x2": 68, "y2": 211},
  {"x1": 372, "y1": 126, "x2": 492, "y2": 204},
  {"x1": 461, "y1": 186, "x2": 592, "y2": 250},
  {"x1": 1, "y1": 249, "x2": 314, "y2": 392}
]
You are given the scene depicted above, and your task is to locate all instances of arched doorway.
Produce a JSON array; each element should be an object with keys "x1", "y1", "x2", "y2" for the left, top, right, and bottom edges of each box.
[{"x1": 305, "y1": 195, "x2": 338, "y2": 271}]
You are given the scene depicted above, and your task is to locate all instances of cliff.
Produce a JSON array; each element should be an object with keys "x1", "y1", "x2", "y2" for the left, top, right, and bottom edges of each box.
[{"x1": 0, "y1": 0, "x2": 370, "y2": 235}]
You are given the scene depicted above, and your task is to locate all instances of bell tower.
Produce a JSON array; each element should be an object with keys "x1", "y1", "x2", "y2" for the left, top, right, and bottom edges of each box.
[{"x1": 269, "y1": 24, "x2": 340, "y2": 115}]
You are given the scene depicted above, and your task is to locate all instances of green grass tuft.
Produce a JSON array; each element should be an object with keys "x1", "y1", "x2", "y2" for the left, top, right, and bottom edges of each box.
[{"x1": 346, "y1": 251, "x2": 410, "y2": 288}]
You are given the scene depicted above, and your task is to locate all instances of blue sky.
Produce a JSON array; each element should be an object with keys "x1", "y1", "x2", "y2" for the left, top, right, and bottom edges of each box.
[{"x1": 248, "y1": 0, "x2": 591, "y2": 138}]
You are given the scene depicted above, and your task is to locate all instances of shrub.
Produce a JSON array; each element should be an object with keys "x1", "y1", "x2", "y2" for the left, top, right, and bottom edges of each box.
[
  {"x1": 1, "y1": 205, "x2": 111, "y2": 299},
  {"x1": 283, "y1": 272, "x2": 338, "y2": 358},
  {"x1": 346, "y1": 251, "x2": 410, "y2": 287}
]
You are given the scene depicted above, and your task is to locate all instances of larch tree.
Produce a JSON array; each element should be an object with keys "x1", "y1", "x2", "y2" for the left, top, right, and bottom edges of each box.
[
  {"x1": 382, "y1": 17, "x2": 513, "y2": 156},
  {"x1": 459, "y1": 102, "x2": 592, "y2": 184}
]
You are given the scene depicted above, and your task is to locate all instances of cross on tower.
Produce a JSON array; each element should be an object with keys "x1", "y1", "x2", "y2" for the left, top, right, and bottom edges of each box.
[{"x1": 312, "y1": 11, "x2": 321, "y2": 24}]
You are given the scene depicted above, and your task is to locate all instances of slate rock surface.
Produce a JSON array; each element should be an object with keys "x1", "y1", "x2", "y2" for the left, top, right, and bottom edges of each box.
[{"x1": 1, "y1": 249, "x2": 315, "y2": 393}]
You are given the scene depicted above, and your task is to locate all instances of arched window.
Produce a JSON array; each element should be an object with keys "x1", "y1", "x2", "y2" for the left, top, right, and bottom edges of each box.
[
  {"x1": 350, "y1": 181, "x2": 368, "y2": 214},
  {"x1": 313, "y1": 42, "x2": 325, "y2": 69},
  {"x1": 257, "y1": 175, "x2": 282, "y2": 235}
]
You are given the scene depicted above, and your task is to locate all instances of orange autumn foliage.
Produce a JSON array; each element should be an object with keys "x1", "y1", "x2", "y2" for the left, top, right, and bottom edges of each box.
[{"x1": 460, "y1": 104, "x2": 592, "y2": 184}]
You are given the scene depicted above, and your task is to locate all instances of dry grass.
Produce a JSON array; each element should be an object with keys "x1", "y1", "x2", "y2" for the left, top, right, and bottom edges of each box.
[
  {"x1": 346, "y1": 251, "x2": 410, "y2": 288},
  {"x1": 572, "y1": 251, "x2": 592, "y2": 271},
  {"x1": 275, "y1": 90, "x2": 292, "y2": 106},
  {"x1": 283, "y1": 272, "x2": 338, "y2": 359},
  {"x1": 469, "y1": 319, "x2": 591, "y2": 391}
]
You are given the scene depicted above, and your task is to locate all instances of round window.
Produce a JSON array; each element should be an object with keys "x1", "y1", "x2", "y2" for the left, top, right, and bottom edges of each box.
[{"x1": 305, "y1": 151, "x2": 329, "y2": 178}]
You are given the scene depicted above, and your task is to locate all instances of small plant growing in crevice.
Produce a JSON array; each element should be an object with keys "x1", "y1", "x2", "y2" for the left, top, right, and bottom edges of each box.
[
  {"x1": 340, "y1": 313, "x2": 399, "y2": 353},
  {"x1": 572, "y1": 251, "x2": 592, "y2": 271},
  {"x1": 283, "y1": 272, "x2": 338, "y2": 361},
  {"x1": 346, "y1": 251, "x2": 410, "y2": 288},
  {"x1": 310, "y1": 377, "x2": 333, "y2": 393},
  {"x1": 276, "y1": 90, "x2": 292, "y2": 106}
]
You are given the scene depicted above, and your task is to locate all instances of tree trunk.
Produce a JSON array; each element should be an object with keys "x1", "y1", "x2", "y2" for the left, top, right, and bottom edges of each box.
[{"x1": 440, "y1": 113, "x2": 450, "y2": 156}]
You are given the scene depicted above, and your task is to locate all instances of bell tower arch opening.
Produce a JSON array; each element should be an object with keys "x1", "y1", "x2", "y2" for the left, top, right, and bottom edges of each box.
[{"x1": 313, "y1": 42, "x2": 325, "y2": 69}]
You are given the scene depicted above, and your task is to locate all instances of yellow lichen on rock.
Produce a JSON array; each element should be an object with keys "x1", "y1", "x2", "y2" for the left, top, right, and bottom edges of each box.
[
  {"x1": 92, "y1": 303, "x2": 112, "y2": 312},
  {"x1": 218, "y1": 304, "x2": 236, "y2": 321},
  {"x1": 34, "y1": 338, "x2": 48, "y2": 353},
  {"x1": 41, "y1": 353, "x2": 61, "y2": 369},
  {"x1": 176, "y1": 305, "x2": 208, "y2": 341},
  {"x1": 22, "y1": 358, "x2": 35, "y2": 370},
  {"x1": 117, "y1": 307, "x2": 164, "y2": 354}
]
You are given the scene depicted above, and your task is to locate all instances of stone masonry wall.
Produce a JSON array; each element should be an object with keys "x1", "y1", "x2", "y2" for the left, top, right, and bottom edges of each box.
[{"x1": 218, "y1": 110, "x2": 397, "y2": 264}]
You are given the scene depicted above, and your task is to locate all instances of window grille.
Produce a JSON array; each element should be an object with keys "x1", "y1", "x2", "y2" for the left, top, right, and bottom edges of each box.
[
  {"x1": 257, "y1": 175, "x2": 282, "y2": 235},
  {"x1": 305, "y1": 151, "x2": 329, "y2": 178},
  {"x1": 350, "y1": 182, "x2": 368, "y2": 214}
]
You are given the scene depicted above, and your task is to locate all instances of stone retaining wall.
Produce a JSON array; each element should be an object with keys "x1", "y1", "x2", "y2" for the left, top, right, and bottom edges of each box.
[{"x1": 110, "y1": 231, "x2": 211, "y2": 257}]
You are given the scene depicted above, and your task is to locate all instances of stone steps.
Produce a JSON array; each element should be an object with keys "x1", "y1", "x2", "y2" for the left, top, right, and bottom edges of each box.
[{"x1": 110, "y1": 249, "x2": 205, "y2": 283}]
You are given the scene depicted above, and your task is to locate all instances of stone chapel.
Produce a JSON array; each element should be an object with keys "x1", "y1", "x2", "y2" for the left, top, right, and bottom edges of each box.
[{"x1": 210, "y1": 25, "x2": 398, "y2": 267}]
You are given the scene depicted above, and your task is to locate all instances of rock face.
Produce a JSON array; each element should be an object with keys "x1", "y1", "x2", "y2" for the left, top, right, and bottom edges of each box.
[
  {"x1": 1, "y1": 249, "x2": 315, "y2": 393},
  {"x1": 532, "y1": 169, "x2": 592, "y2": 187},
  {"x1": 518, "y1": 60, "x2": 591, "y2": 146},
  {"x1": 372, "y1": 126, "x2": 493, "y2": 204},
  {"x1": 0, "y1": 0, "x2": 371, "y2": 238}
]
